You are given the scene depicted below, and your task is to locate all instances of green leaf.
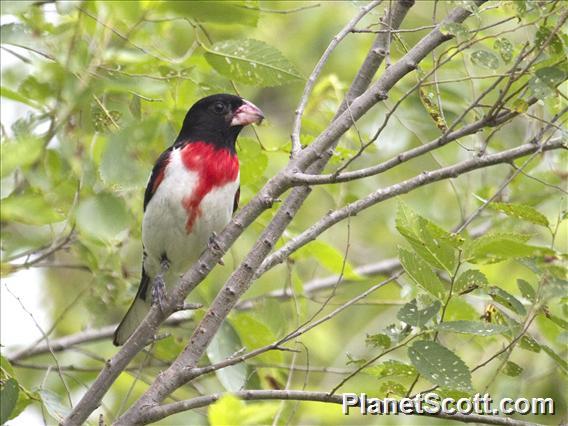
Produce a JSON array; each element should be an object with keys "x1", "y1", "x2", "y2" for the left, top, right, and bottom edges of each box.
[
  {"x1": 493, "y1": 38, "x2": 513, "y2": 63},
  {"x1": 542, "y1": 345, "x2": 568, "y2": 373},
  {"x1": 529, "y1": 66, "x2": 567, "y2": 99},
  {"x1": 396, "y1": 202, "x2": 458, "y2": 273},
  {"x1": 204, "y1": 39, "x2": 303, "y2": 87},
  {"x1": 39, "y1": 389, "x2": 70, "y2": 423},
  {"x1": 209, "y1": 395, "x2": 279, "y2": 426},
  {"x1": 434, "y1": 321, "x2": 508, "y2": 336},
  {"x1": 399, "y1": 248, "x2": 446, "y2": 299},
  {"x1": 379, "y1": 381, "x2": 407, "y2": 398},
  {"x1": 545, "y1": 313, "x2": 568, "y2": 330},
  {"x1": 238, "y1": 137, "x2": 268, "y2": 188},
  {"x1": 76, "y1": 193, "x2": 130, "y2": 241},
  {"x1": 519, "y1": 335, "x2": 541, "y2": 353},
  {"x1": 1, "y1": 86, "x2": 41, "y2": 108},
  {"x1": 1, "y1": 136, "x2": 44, "y2": 178},
  {"x1": 488, "y1": 286, "x2": 526, "y2": 316},
  {"x1": 207, "y1": 322, "x2": 247, "y2": 392},
  {"x1": 517, "y1": 279, "x2": 536, "y2": 303},
  {"x1": 489, "y1": 202, "x2": 549, "y2": 227},
  {"x1": 535, "y1": 26, "x2": 564, "y2": 55},
  {"x1": 1, "y1": 192, "x2": 64, "y2": 225},
  {"x1": 231, "y1": 313, "x2": 283, "y2": 364},
  {"x1": 397, "y1": 298, "x2": 441, "y2": 327},
  {"x1": 365, "y1": 360, "x2": 416, "y2": 379},
  {"x1": 162, "y1": 1, "x2": 259, "y2": 26},
  {"x1": 296, "y1": 240, "x2": 360, "y2": 280},
  {"x1": 502, "y1": 361, "x2": 523, "y2": 377},
  {"x1": 463, "y1": 233, "x2": 552, "y2": 264},
  {"x1": 408, "y1": 341, "x2": 472, "y2": 391},
  {"x1": 439, "y1": 22, "x2": 468, "y2": 39},
  {"x1": 0, "y1": 378, "x2": 18, "y2": 425},
  {"x1": 454, "y1": 270, "x2": 488, "y2": 294},
  {"x1": 365, "y1": 333, "x2": 391, "y2": 350},
  {"x1": 99, "y1": 121, "x2": 159, "y2": 190},
  {"x1": 470, "y1": 50, "x2": 500, "y2": 70}
]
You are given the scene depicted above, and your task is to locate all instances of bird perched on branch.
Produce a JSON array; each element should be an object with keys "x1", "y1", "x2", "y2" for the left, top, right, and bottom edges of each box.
[{"x1": 113, "y1": 94, "x2": 264, "y2": 346}]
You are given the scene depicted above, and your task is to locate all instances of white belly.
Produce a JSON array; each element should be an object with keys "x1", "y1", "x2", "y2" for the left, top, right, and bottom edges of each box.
[{"x1": 141, "y1": 148, "x2": 239, "y2": 288}]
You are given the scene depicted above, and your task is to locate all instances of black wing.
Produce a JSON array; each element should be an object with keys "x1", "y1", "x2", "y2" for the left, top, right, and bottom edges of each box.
[
  {"x1": 233, "y1": 186, "x2": 240, "y2": 214},
  {"x1": 143, "y1": 147, "x2": 173, "y2": 211}
]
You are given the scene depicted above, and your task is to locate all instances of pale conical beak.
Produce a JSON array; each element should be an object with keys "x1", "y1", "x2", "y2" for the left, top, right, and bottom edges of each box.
[{"x1": 230, "y1": 100, "x2": 264, "y2": 126}]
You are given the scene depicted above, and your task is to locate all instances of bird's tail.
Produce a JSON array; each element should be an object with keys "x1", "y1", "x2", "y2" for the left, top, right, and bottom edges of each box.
[{"x1": 113, "y1": 272, "x2": 151, "y2": 346}]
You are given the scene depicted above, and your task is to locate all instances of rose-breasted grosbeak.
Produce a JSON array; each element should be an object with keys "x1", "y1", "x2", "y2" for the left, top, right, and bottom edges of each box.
[{"x1": 113, "y1": 94, "x2": 264, "y2": 346}]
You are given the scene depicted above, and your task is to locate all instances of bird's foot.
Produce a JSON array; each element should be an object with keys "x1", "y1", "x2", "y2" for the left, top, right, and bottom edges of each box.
[
  {"x1": 208, "y1": 232, "x2": 225, "y2": 265},
  {"x1": 152, "y1": 274, "x2": 167, "y2": 313}
]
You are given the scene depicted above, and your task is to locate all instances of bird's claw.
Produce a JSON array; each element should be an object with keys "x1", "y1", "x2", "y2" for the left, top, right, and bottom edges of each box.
[{"x1": 152, "y1": 274, "x2": 167, "y2": 313}]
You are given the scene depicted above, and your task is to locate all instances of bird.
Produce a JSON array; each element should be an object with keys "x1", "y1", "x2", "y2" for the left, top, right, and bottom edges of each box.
[{"x1": 113, "y1": 94, "x2": 264, "y2": 346}]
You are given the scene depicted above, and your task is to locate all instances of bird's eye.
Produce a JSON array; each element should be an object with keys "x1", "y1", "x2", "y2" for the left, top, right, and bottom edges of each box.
[{"x1": 213, "y1": 102, "x2": 226, "y2": 114}]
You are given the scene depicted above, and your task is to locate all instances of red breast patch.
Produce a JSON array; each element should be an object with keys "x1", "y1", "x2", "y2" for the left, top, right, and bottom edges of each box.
[{"x1": 180, "y1": 142, "x2": 239, "y2": 233}]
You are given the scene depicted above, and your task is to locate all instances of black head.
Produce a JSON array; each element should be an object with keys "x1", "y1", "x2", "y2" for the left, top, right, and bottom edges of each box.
[{"x1": 175, "y1": 94, "x2": 264, "y2": 151}]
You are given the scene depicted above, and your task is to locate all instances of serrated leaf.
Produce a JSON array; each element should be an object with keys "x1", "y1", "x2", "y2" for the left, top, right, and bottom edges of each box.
[
  {"x1": 76, "y1": 193, "x2": 129, "y2": 241},
  {"x1": 162, "y1": 1, "x2": 259, "y2": 26},
  {"x1": 519, "y1": 335, "x2": 541, "y2": 353},
  {"x1": 463, "y1": 233, "x2": 553, "y2": 264},
  {"x1": 396, "y1": 202, "x2": 458, "y2": 273},
  {"x1": 470, "y1": 50, "x2": 500, "y2": 70},
  {"x1": 434, "y1": 320, "x2": 508, "y2": 336},
  {"x1": 493, "y1": 38, "x2": 513, "y2": 63},
  {"x1": 408, "y1": 341, "x2": 472, "y2": 391},
  {"x1": 399, "y1": 248, "x2": 446, "y2": 299},
  {"x1": 502, "y1": 361, "x2": 523, "y2": 377},
  {"x1": 517, "y1": 279, "x2": 536, "y2": 303},
  {"x1": 0, "y1": 378, "x2": 18, "y2": 425},
  {"x1": 489, "y1": 202, "x2": 549, "y2": 227},
  {"x1": 204, "y1": 39, "x2": 303, "y2": 87},
  {"x1": 488, "y1": 286, "x2": 527, "y2": 316},
  {"x1": 207, "y1": 321, "x2": 247, "y2": 392},
  {"x1": 365, "y1": 333, "x2": 391, "y2": 350},
  {"x1": 529, "y1": 66, "x2": 567, "y2": 99},
  {"x1": 365, "y1": 360, "x2": 416, "y2": 379},
  {"x1": 397, "y1": 298, "x2": 441, "y2": 327},
  {"x1": 454, "y1": 270, "x2": 488, "y2": 294}
]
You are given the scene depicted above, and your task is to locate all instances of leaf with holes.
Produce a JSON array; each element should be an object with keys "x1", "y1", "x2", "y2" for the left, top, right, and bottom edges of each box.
[
  {"x1": 470, "y1": 50, "x2": 500, "y2": 70},
  {"x1": 408, "y1": 341, "x2": 472, "y2": 391},
  {"x1": 434, "y1": 321, "x2": 508, "y2": 336},
  {"x1": 365, "y1": 360, "x2": 416, "y2": 379},
  {"x1": 502, "y1": 361, "x2": 523, "y2": 377},
  {"x1": 517, "y1": 279, "x2": 536, "y2": 303},
  {"x1": 454, "y1": 270, "x2": 488, "y2": 294},
  {"x1": 204, "y1": 39, "x2": 303, "y2": 87},
  {"x1": 529, "y1": 66, "x2": 567, "y2": 99},
  {"x1": 397, "y1": 298, "x2": 441, "y2": 327},
  {"x1": 493, "y1": 38, "x2": 513, "y2": 63}
]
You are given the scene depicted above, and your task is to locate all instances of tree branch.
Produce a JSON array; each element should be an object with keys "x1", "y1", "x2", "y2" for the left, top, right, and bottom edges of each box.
[{"x1": 142, "y1": 389, "x2": 538, "y2": 426}]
